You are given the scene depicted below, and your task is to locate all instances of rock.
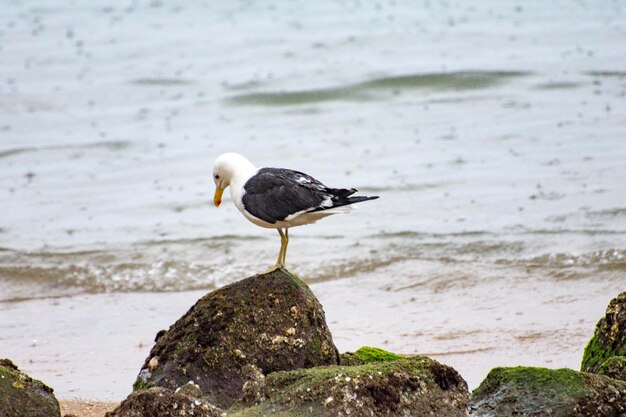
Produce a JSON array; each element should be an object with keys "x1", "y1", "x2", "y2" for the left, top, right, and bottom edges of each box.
[
  {"x1": 133, "y1": 269, "x2": 339, "y2": 408},
  {"x1": 470, "y1": 366, "x2": 626, "y2": 417},
  {"x1": 598, "y1": 356, "x2": 626, "y2": 382},
  {"x1": 0, "y1": 358, "x2": 61, "y2": 417},
  {"x1": 338, "y1": 352, "x2": 364, "y2": 366},
  {"x1": 581, "y1": 292, "x2": 626, "y2": 373},
  {"x1": 232, "y1": 356, "x2": 469, "y2": 417},
  {"x1": 175, "y1": 381, "x2": 203, "y2": 400},
  {"x1": 239, "y1": 364, "x2": 265, "y2": 405},
  {"x1": 104, "y1": 387, "x2": 224, "y2": 417}
]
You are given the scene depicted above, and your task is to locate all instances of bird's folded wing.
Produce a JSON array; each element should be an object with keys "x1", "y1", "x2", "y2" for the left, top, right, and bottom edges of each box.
[{"x1": 241, "y1": 168, "x2": 331, "y2": 224}]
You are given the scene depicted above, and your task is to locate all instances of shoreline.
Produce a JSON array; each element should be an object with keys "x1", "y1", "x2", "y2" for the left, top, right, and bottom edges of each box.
[{"x1": 3, "y1": 271, "x2": 621, "y2": 408}]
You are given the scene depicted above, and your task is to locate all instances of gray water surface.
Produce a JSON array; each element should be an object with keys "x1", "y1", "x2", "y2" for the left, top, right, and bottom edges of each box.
[{"x1": 1, "y1": 0, "x2": 625, "y2": 299}]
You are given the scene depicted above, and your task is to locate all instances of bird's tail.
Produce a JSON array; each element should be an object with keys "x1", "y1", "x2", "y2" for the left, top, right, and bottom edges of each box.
[
  {"x1": 326, "y1": 187, "x2": 379, "y2": 203},
  {"x1": 346, "y1": 195, "x2": 379, "y2": 204},
  {"x1": 313, "y1": 192, "x2": 379, "y2": 213},
  {"x1": 326, "y1": 187, "x2": 358, "y2": 198}
]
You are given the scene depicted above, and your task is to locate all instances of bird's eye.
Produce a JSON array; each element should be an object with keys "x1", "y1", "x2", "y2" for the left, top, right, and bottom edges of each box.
[{"x1": 214, "y1": 174, "x2": 220, "y2": 180}]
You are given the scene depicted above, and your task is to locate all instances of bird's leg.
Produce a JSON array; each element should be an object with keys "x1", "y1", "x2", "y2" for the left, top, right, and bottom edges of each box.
[
  {"x1": 264, "y1": 229, "x2": 286, "y2": 273},
  {"x1": 281, "y1": 228, "x2": 289, "y2": 267},
  {"x1": 263, "y1": 228, "x2": 290, "y2": 273},
  {"x1": 276, "y1": 228, "x2": 286, "y2": 268}
]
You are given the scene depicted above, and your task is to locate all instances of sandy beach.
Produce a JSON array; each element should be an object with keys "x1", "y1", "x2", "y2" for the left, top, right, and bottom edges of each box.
[{"x1": 60, "y1": 400, "x2": 116, "y2": 417}]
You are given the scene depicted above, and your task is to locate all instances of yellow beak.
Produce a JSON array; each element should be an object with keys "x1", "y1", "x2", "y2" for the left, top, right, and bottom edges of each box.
[{"x1": 213, "y1": 187, "x2": 224, "y2": 207}]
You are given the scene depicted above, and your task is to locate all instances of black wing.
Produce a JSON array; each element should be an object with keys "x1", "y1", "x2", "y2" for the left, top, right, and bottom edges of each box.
[{"x1": 242, "y1": 167, "x2": 378, "y2": 224}]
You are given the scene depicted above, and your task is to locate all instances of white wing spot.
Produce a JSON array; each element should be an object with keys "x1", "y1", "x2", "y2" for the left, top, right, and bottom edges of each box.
[{"x1": 320, "y1": 196, "x2": 333, "y2": 208}]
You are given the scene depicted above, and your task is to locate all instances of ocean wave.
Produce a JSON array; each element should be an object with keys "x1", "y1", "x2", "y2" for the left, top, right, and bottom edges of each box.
[
  {"x1": 533, "y1": 81, "x2": 581, "y2": 90},
  {"x1": 0, "y1": 147, "x2": 36, "y2": 159},
  {"x1": 0, "y1": 247, "x2": 406, "y2": 299},
  {"x1": 0, "y1": 259, "x2": 218, "y2": 300},
  {"x1": 1, "y1": 239, "x2": 623, "y2": 300},
  {"x1": 584, "y1": 71, "x2": 626, "y2": 78},
  {"x1": 585, "y1": 207, "x2": 626, "y2": 218},
  {"x1": 490, "y1": 249, "x2": 626, "y2": 277},
  {"x1": 225, "y1": 71, "x2": 529, "y2": 106},
  {"x1": 299, "y1": 255, "x2": 407, "y2": 284},
  {"x1": 371, "y1": 230, "x2": 494, "y2": 239},
  {"x1": 521, "y1": 249, "x2": 626, "y2": 269},
  {"x1": 139, "y1": 234, "x2": 267, "y2": 247},
  {"x1": 131, "y1": 78, "x2": 193, "y2": 86}
]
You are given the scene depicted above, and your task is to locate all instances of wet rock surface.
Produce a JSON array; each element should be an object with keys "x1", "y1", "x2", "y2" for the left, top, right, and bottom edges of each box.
[
  {"x1": 104, "y1": 387, "x2": 223, "y2": 417},
  {"x1": 598, "y1": 356, "x2": 626, "y2": 382},
  {"x1": 470, "y1": 366, "x2": 626, "y2": 417},
  {"x1": 114, "y1": 283, "x2": 626, "y2": 415},
  {"x1": 581, "y1": 292, "x2": 626, "y2": 373},
  {"x1": 232, "y1": 355, "x2": 469, "y2": 417},
  {"x1": 133, "y1": 269, "x2": 339, "y2": 408},
  {"x1": 0, "y1": 358, "x2": 61, "y2": 417},
  {"x1": 121, "y1": 270, "x2": 470, "y2": 416}
]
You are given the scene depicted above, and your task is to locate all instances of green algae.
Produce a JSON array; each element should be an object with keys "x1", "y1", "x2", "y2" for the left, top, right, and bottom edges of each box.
[
  {"x1": 354, "y1": 346, "x2": 403, "y2": 363},
  {"x1": 581, "y1": 293, "x2": 626, "y2": 373},
  {"x1": 598, "y1": 356, "x2": 626, "y2": 381},
  {"x1": 230, "y1": 356, "x2": 468, "y2": 417},
  {"x1": 263, "y1": 356, "x2": 429, "y2": 403},
  {"x1": 471, "y1": 366, "x2": 626, "y2": 417},
  {"x1": 280, "y1": 268, "x2": 314, "y2": 297},
  {"x1": 230, "y1": 404, "x2": 322, "y2": 417},
  {"x1": 473, "y1": 367, "x2": 586, "y2": 400},
  {"x1": 471, "y1": 367, "x2": 587, "y2": 417},
  {"x1": 581, "y1": 334, "x2": 618, "y2": 373},
  {"x1": 133, "y1": 378, "x2": 149, "y2": 391},
  {"x1": 0, "y1": 359, "x2": 61, "y2": 417}
]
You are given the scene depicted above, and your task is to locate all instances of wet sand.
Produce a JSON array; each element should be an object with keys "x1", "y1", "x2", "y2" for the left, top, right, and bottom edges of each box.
[{"x1": 60, "y1": 400, "x2": 116, "y2": 417}]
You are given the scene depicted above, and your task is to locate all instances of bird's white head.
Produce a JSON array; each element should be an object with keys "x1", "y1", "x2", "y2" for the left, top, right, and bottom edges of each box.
[{"x1": 212, "y1": 152, "x2": 256, "y2": 207}]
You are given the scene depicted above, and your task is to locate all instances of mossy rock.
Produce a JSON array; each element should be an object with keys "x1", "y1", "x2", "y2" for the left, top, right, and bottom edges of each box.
[
  {"x1": 470, "y1": 366, "x2": 626, "y2": 417},
  {"x1": 338, "y1": 346, "x2": 403, "y2": 367},
  {"x1": 354, "y1": 346, "x2": 404, "y2": 363},
  {"x1": 230, "y1": 356, "x2": 469, "y2": 417},
  {"x1": 338, "y1": 352, "x2": 364, "y2": 366},
  {"x1": 133, "y1": 269, "x2": 339, "y2": 409},
  {"x1": 105, "y1": 387, "x2": 223, "y2": 417},
  {"x1": 598, "y1": 356, "x2": 626, "y2": 382},
  {"x1": 0, "y1": 359, "x2": 61, "y2": 417},
  {"x1": 581, "y1": 292, "x2": 626, "y2": 373}
]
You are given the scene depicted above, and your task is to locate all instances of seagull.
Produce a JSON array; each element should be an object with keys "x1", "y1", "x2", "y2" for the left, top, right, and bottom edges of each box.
[{"x1": 212, "y1": 153, "x2": 378, "y2": 270}]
